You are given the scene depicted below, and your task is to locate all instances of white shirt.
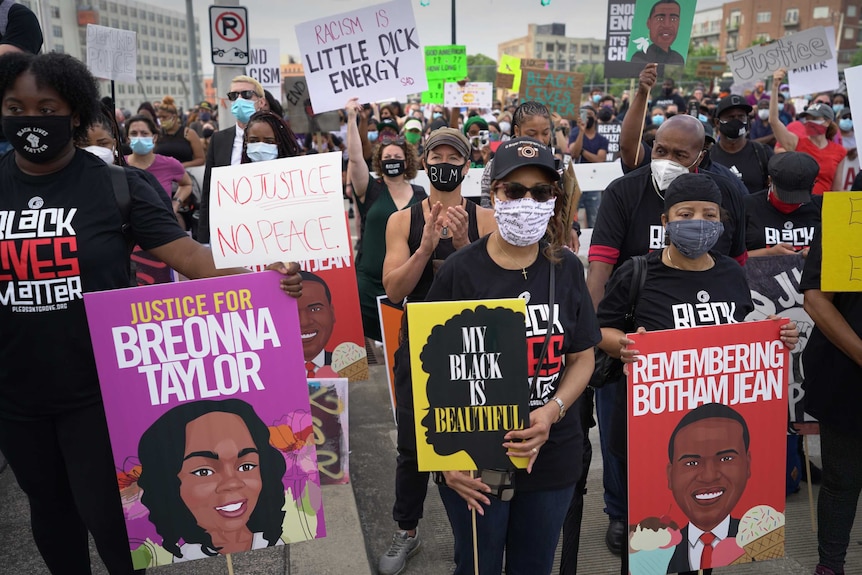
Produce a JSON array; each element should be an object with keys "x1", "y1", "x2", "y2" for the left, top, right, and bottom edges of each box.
[
  {"x1": 231, "y1": 123, "x2": 245, "y2": 166},
  {"x1": 687, "y1": 514, "x2": 731, "y2": 570},
  {"x1": 176, "y1": 532, "x2": 282, "y2": 562},
  {"x1": 309, "y1": 349, "x2": 327, "y2": 372}
]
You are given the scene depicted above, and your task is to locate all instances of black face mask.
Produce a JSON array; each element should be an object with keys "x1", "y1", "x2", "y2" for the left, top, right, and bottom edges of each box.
[
  {"x1": 382, "y1": 159, "x2": 406, "y2": 177},
  {"x1": 586, "y1": 117, "x2": 596, "y2": 129},
  {"x1": 202, "y1": 127, "x2": 214, "y2": 138},
  {"x1": 597, "y1": 108, "x2": 613, "y2": 122},
  {"x1": 2, "y1": 115, "x2": 73, "y2": 164},
  {"x1": 718, "y1": 118, "x2": 748, "y2": 140},
  {"x1": 663, "y1": 87, "x2": 673, "y2": 96},
  {"x1": 427, "y1": 162, "x2": 466, "y2": 192}
]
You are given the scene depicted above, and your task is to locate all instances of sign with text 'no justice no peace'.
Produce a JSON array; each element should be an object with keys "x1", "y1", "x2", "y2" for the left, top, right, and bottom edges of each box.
[{"x1": 295, "y1": 0, "x2": 428, "y2": 113}]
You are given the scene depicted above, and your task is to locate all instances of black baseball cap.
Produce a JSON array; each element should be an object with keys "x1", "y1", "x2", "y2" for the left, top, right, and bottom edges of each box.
[
  {"x1": 769, "y1": 152, "x2": 819, "y2": 203},
  {"x1": 490, "y1": 137, "x2": 560, "y2": 182},
  {"x1": 715, "y1": 94, "x2": 753, "y2": 117},
  {"x1": 376, "y1": 118, "x2": 400, "y2": 133}
]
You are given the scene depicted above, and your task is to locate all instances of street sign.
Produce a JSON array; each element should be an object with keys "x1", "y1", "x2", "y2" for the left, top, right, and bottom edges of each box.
[{"x1": 209, "y1": 5, "x2": 249, "y2": 65}]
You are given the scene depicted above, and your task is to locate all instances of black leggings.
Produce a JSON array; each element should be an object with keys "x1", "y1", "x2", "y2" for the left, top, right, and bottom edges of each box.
[{"x1": 0, "y1": 403, "x2": 142, "y2": 575}]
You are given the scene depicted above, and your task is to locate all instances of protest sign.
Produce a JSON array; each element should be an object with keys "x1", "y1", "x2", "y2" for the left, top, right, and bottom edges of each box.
[
  {"x1": 821, "y1": 191, "x2": 862, "y2": 291},
  {"x1": 743, "y1": 255, "x2": 814, "y2": 423},
  {"x1": 421, "y1": 79, "x2": 445, "y2": 104},
  {"x1": 295, "y1": 248, "x2": 369, "y2": 382},
  {"x1": 497, "y1": 55, "x2": 546, "y2": 92},
  {"x1": 209, "y1": 152, "x2": 349, "y2": 269},
  {"x1": 377, "y1": 295, "x2": 404, "y2": 422},
  {"x1": 597, "y1": 122, "x2": 622, "y2": 161},
  {"x1": 308, "y1": 378, "x2": 349, "y2": 484},
  {"x1": 444, "y1": 82, "x2": 493, "y2": 109},
  {"x1": 519, "y1": 69, "x2": 585, "y2": 120},
  {"x1": 696, "y1": 60, "x2": 727, "y2": 77},
  {"x1": 787, "y1": 27, "x2": 838, "y2": 98},
  {"x1": 605, "y1": 0, "x2": 643, "y2": 78},
  {"x1": 84, "y1": 273, "x2": 326, "y2": 568},
  {"x1": 626, "y1": 0, "x2": 695, "y2": 66},
  {"x1": 408, "y1": 299, "x2": 529, "y2": 472},
  {"x1": 729, "y1": 26, "x2": 832, "y2": 85},
  {"x1": 283, "y1": 76, "x2": 340, "y2": 134},
  {"x1": 295, "y1": 0, "x2": 427, "y2": 113},
  {"x1": 843, "y1": 65, "x2": 862, "y2": 140},
  {"x1": 425, "y1": 44, "x2": 466, "y2": 79},
  {"x1": 247, "y1": 38, "x2": 281, "y2": 93},
  {"x1": 86, "y1": 24, "x2": 137, "y2": 83},
  {"x1": 628, "y1": 320, "x2": 788, "y2": 573}
]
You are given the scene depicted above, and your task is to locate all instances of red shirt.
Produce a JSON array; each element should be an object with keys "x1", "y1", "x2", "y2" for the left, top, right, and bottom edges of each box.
[{"x1": 796, "y1": 137, "x2": 847, "y2": 195}]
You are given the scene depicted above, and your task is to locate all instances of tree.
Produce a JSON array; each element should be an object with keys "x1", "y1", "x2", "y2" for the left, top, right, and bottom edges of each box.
[
  {"x1": 467, "y1": 53, "x2": 497, "y2": 84},
  {"x1": 852, "y1": 49, "x2": 862, "y2": 68}
]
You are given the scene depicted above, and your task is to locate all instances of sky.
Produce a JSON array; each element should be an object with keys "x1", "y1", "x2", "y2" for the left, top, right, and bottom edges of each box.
[{"x1": 147, "y1": 0, "x2": 726, "y2": 76}]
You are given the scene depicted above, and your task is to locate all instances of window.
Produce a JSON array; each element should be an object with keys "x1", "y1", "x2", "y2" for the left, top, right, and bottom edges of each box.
[
  {"x1": 847, "y1": 27, "x2": 855, "y2": 39},
  {"x1": 146, "y1": 86, "x2": 152, "y2": 95},
  {"x1": 785, "y1": 8, "x2": 799, "y2": 24},
  {"x1": 130, "y1": 8, "x2": 137, "y2": 18},
  {"x1": 756, "y1": 11, "x2": 771, "y2": 23},
  {"x1": 50, "y1": 6, "x2": 60, "y2": 18},
  {"x1": 149, "y1": 12, "x2": 155, "y2": 21},
  {"x1": 157, "y1": 14, "x2": 163, "y2": 24},
  {"x1": 150, "y1": 26, "x2": 155, "y2": 35},
  {"x1": 168, "y1": 44, "x2": 173, "y2": 54},
  {"x1": 159, "y1": 43, "x2": 165, "y2": 52},
  {"x1": 166, "y1": 30, "x2": 172, "y2": 40},
  {"x1": 158, "y1": 29, "x2": 164, "y2": 38},
  {"x1": 161, "y1": 57, "x2": 166, "y2": 67},
  {"x1": 141, "y1": 40, "x2": 148, "y2": 49},
  {"x1": 143, "y1": 55, "x2": 150, "y2": 65},
  {"x1": 592, "y1": 45, "x2": 600, "y2": 55},
  {"x1": 100, "y1": 16, "x2": 107, "y2": 25},
  {"x1": 54, "y1": 44, "x2": 64, "y2": 53},
  {"x1": 849, "y1": 5, "x2": 858, "y2": 17},
  {"x1": 52, "y1": 25, "x2": 62, "y2": 37},
  {"x1": 168, "y1": 59, "x2": 174, "y2": 67},
  {"x1": 179, "y1": 19, "x2": 185, "y2": 28},
  {"x1": 119, "y1": 5, "x2": 126, "y2": 15},
  {"x1": 581, "y1": 44, "x2": 589, "y2": 54},
  {"x1": 182, "y1": 47, "x2": 188, "y2": 55},
  {"x1": 131, "y1": 23, "x2": 138, "y2": 33},
  {"x1": 813, "y1": 6, "x2": 829, "y2": 19},
  {"x1": 108, "y1": 2, "x2": 116, "y2": 13},
  {"x1": 546, "y1": 42, "x2": 554, "y2": 52},
  {"x1": 99, "y1": 0, "x2": 107, "y2": 10}
]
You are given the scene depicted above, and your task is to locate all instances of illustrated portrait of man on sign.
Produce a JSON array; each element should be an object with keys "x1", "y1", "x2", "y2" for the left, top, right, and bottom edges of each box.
[
  {"x1": 299, "y1": 271, "x2": 339, "y2": 379},
  {"x1": 630, "y1": 0, "x2": 686, "y2": 65}
]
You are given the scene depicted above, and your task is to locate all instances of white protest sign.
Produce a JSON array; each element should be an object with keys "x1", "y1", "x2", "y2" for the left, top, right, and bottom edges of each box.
[
  {"x1": 209, "y1": 152, "x2": 350, "y2": 268},
  {"x1": 443, "y1": 82, "x2": 493, "y2": 109},
  {"x1": 728, "y1": 26, "x2": 832, "y2": 85},
  {"x1": 247, "y1": 38, "x2": 281, "y2": 93},
  {"x1": 86, "y1": 24, "x2": 137, "y2": 83},
  {"x1": 788, "y1": 27, "x2": 838, "y2": 98},
  {"x1": 295, "y1": 0, "x2": 428, "y2": 113}
]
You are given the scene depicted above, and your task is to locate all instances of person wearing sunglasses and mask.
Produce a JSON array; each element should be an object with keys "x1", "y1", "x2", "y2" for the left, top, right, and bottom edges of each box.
[
  {"x1": 153, "y1": 95, "x2": 204, "y2": 169},
  {"x1": 424, "y1": 137, "x2": 599, "y2": 575},
  {"x1": 198, "y1": 75, "x2": 264, "y2": 243},
  {"x1": 769, "y1": 69, "x2": 846, "y2": 196},
  {"x1": 345, "y1": 97, "x2": 426, "y2": 342}
]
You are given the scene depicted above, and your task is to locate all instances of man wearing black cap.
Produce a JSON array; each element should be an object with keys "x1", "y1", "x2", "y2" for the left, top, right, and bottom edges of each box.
[
  {"x1": 710, "y1": 94, "x2": 774, "y2": 195},
  {"x1": 377, "y1": 117, "x2": 401, "y2": 141},
  {"x1": 744, "y1": 152, "x2": 821, "y2": 257}
]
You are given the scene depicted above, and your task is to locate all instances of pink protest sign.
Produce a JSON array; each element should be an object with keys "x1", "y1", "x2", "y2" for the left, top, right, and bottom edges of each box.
[{"x1": 84, "y1": 272, "x2": 325, "y2": 569}]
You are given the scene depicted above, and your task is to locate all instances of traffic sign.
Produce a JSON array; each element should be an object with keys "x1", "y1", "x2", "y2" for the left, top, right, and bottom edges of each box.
[{"x1": 209, "y1": 6, "x2": 249, "y2": 65}]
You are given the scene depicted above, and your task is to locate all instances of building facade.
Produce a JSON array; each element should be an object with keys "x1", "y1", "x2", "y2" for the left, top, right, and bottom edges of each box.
[
  {"x1": 21, "y1": 0, "x2": 203, "y2": 112},
  {"x1": 692, "y1": 7, "x2": 723, "y2": 52},
  {"x1": 498, "y1": 23, "x2": 605, "y2": 73}
]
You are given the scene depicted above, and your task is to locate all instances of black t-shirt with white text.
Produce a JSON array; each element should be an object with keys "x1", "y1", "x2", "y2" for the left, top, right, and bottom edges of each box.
[
  {"x1": 709, "y1": 140, "x2": 773, "y2": 195},
  {"x1": 425, "y1": 236, "x2": 601, "y2": 491},
  {"x1": 0, "y1": 150, "x2": 187, "y2": 419},
  {"x1": 744, "y1": 192, "x2": 821, "y2": 251}
]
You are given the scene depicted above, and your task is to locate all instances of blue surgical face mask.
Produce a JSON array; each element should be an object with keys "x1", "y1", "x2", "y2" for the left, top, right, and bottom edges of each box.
[
  {"x1": 778, "y1": 103, "x2": 785, "y2": 112},
  {"x1": 592, "y1": 94, "x2": 602, "y2": 104},
  {"x1": 833, "y1": 104, "x2": 845, "y2": 115},
  {"x1": 129, "y1": 136, "x2": 154, "y2": 155},
  {"x1": 246, "y1": 142, "x2": 279, "y2": 162},
  {"x1": 368, "y1": 131, "x2": 378, "y2": 142},
  {"x1": 698, "y1": 114, "x2": 708, "y2": 123},
  {"x1": 840, "y1": 118, "x2": 853, "y2": 132},
  {"x1": 432, "y1": 112, "x2": 443, "y2": 119},
  {"x1": 780, "y1": 91, "x2": 790, "y2": 99},
  {"x1": 652, "y1": 115, "x2": 665, "y2": 126},
  {"x1": 231, "y1": 98, "x2": 257, "y2": 124}
]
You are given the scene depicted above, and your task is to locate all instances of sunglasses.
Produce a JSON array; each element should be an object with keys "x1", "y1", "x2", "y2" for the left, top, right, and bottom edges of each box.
[
  {"x1": 493, "y1": 181, "x2": 556, "y2": 203},
  {"x1": 379, "y1": 136, "x2": 405, "y2": 146},
  {"x1": 226, "y1": 90, "x2": 258, "y2": 101}
]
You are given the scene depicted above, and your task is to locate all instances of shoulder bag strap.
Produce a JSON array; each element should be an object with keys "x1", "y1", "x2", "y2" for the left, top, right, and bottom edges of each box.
[
  {"x1": 624, "y1": 255, "x2": 647, "y2": 331},
  {"x1": 531, "y1": 260, "x2": 555, "y2": 391}
]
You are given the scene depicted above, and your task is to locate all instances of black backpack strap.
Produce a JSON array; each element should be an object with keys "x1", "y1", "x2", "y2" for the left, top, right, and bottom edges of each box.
[
  {"x1": 107, "y1": 164, "x2": 136, "y2": 286},
  {"x1": 751, "y1": 141, "x2": 770, "y2": 189},
  {"x1": 624, "y1": 255, "x2": 647, "y2": 331}
]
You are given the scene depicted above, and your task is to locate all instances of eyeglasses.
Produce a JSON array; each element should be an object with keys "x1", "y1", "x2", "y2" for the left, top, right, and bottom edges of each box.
[
  {"x1": 226, "y1": 90, "x2": 258, "y2": 101},
  {"x1": 493, "y1": 181, "x2": 556, "y2": 203},
  {"x1": 379, "y1": 136, "x2": 405, "y2": 146}
]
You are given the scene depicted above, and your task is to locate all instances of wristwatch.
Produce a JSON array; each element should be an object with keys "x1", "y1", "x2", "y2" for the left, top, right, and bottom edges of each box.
[{"x1": 549, "y1": 396, "x2": 566, "y2": 423}]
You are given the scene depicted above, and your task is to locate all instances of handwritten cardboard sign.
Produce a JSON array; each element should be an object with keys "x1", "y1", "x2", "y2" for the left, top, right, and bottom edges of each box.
[
  {"x1": 247, "y1": 38, "x2": 281, "y2": 93},
  {"x1": 821, "y1": 191, "x2": 862, "y2": 291},
  {"x1": 86, "y1": 24, "x2": 137, "y2": 83},
  {"x1": 425, "y1": 44, "x2": 466, "y2": 79},
  {"x1": 283, "y1": 76, "x2": 340, "y2": 134},
  {"x1": 295, "y1": 0, "x2": 427, "y2": 113},
  {"x1": 209, "y1": 152, "x2": 350, "y2": 269},
  {"x1": 729, "y1": 26, "x2": 832, "y2": 85},
  {"x1": 444, "y1": 82, "x2": 493, "y2": 109},
  {"x1": 788, "y1": 27, "x2": 839, "y2": 98},
  {"x1": 519, "y1": 68, "x2": 585, "y2": 119}
]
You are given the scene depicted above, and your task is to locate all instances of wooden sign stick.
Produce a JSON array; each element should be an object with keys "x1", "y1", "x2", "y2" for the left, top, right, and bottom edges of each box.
[
  {"x1": 227, "y1": 553, "x2": 235, "y2": 575},
  {"x1": 803, "y1": 435, "x2": 817, "y2": 532},
  {"x1": 472, "y1": 471, "x2": 479, "y2": 575}
]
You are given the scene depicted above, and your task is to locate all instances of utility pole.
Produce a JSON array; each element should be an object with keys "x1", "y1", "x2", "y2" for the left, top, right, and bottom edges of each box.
[{"x1": 185, "y1": 0, "x2": 203, "y2": 105}]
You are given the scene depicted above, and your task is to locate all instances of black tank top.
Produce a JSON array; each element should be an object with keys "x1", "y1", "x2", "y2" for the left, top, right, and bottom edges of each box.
[
  {"x1": 154, "y1": 125, "x2": 194, "y2": 164},
  {"x1": 406, "y1": 198, "x2": 480, "y2": 301}
]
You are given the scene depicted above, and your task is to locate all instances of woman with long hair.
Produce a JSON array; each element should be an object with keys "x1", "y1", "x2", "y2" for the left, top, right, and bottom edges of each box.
[{"x1": 240, "y1": 110, "x2": 302, "y2": 164}]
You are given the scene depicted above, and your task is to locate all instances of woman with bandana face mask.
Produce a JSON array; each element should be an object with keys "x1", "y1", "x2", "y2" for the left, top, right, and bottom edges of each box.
[
  {"x1": 597, "y1": 173, "x2": 799, "y2": 575},
  {"x1": 0, "y1": 51, "x2": 304, "y2": 575},
  {"x1": 152, "y1": 95, "x2": 205, "y2": 168},
  {"x1": 769, "y1": 68, "x2": 847, "y2": 195}
]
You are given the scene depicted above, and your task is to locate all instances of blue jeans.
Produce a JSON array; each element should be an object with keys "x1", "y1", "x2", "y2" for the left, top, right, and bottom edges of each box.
[
  {"x1": 578, "y1": 191, "x2": 601, "y2": 228},
  {"x1": 596, "y1": 382, "x2": 626, "y2": 520},
  {"x1": 817, "y1": 423, "x2": 862, "y2": 572},
  {"x1": 439, "y1": 482, "x2": 575, "y2": 575}
]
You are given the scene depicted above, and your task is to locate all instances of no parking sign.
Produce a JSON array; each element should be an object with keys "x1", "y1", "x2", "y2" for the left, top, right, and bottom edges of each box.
[{"x1": 209, "y1": 5, "x2": 249, "y2": 65}]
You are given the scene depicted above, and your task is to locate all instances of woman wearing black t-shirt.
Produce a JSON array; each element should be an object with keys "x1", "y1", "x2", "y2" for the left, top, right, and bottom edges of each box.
[
  {"x1": 0, "y1": 52, "x2": 301, "y2": 575},
  {"x1": 597, "y1": 173, "x2": 798, "y2": 575},
  {"x1": 426, "y1": 138, "x2": 600, "y2": 574}
]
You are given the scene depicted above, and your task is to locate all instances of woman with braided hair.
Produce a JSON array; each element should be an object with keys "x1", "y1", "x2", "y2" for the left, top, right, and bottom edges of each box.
[{"x1": 240, "y1": 110, "x2": 302, "y2": 163}]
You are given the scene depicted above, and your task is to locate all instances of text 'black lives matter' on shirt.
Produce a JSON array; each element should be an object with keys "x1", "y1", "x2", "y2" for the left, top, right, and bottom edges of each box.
[
  {"x1": 0, "y1": 150, "x2": 186, "y2": 419},
  {"x1": 588, "y1": 165, "x2": 747, "y2": 269},
  {"x1": 743, "y1": 191, "x2": 821, "y2": 252},
  {"x1": 425, "y1": 236, "x2": 601, "y2": 491}
]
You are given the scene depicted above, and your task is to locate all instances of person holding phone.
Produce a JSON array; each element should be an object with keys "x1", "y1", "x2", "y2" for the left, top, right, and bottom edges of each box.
[{"x1": 463, "y1": 115, "x2": 491, "y2": 167}]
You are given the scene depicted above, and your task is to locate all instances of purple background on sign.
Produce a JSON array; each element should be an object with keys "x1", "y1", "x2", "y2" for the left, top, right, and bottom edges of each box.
[{"x1": 84, "y1": 272, "x2": 325, "y2": 556}]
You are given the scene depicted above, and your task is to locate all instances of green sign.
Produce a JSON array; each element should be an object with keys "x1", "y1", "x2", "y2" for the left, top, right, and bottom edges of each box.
[
  {"x1": 421, "y1": 78, "x2": 446, "y2": 104},
  {"x1": 425, "y1": 45, "x2": 467, "y2": 80}
]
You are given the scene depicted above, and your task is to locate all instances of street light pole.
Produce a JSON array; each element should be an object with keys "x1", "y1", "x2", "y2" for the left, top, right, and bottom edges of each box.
[
  {"x1": 185, "y1": 0, "x2": 202, "y2": 105},
  {"x1": 451, "y1": 0, "x2": 456, "y2": 44}
]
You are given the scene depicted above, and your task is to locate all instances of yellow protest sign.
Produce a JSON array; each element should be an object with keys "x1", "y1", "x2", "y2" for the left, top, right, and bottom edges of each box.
[
  {"x1": 821, "y1": 191, "x2": 862, "y2": 291},
  {"x1": 498, "y1": 54, "x2": 523, "y2": 92}
]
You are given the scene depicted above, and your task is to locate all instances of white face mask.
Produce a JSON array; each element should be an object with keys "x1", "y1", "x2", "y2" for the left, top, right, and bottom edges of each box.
[
  {"x1": 84, "y1": 145, "x2": 115, "y2": 165},
  {"x1": 757, "y1": 109, "x2": 770, "y2": 121},
  {"x1": 494, "y1": 196, "x2": 556, "y2": 247},
  {"x1": 651, "y1": 155, "x2": 700, "y2": 191}
]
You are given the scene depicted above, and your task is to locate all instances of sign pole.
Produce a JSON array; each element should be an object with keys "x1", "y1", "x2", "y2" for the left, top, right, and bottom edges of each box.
[
  {"x1": 471, "y1": 470, "x2": 479, "y2": 575},
  {"x1": 210, "y1": 1, "x2": 250, "y2": 127},
  {"x1": 226, "y1": 553, "x2": 235, "y2": 575},
  {"x1": 803, "y1": 435, "x2": 817, "y2": 532}
]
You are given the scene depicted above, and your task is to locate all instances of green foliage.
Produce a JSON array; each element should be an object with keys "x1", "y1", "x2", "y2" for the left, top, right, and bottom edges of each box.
[{"x1": 466, "y1": 53, "x2": 497, "y2": 84}]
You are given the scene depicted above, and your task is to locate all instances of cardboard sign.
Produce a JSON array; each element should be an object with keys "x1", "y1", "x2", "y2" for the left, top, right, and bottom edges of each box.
[
  {"x1": 597, "y1": 122, "x2": 622, "y2": 161},
  {"x1": 743, "y1": 255, "x2": 815, "y2": 424},
  {"x1": 425, "y1": 44, "x2": 467, "y2": 79},
  {"x1": 626, "y1": 0, "x2": 695, "y2": 66},
  {"x1": 247, "y1": 38, "x2": 281, "y2": 93},
  {"x1": 787, "y1": 27, "x2": 838, "y2": 98},
  {"x1": 295, "y1": 0, "x2": 428, "y2": 113},
  {"x1": 408, "y1": 299, "x2": 529, "y2": 472},
  {"x1": 605, "y1": 0, "x2": 644, "y2": 78},
  {"x1": 497, "y1": 54, "x2": 544, "y2": 93},
  {"x1": 729, "y1": 26, "x2": 832, "y2": 85},
  {"x1": 821, "y1": 191, "x2": 862, "y2": 291},
  {"x1": 496, "y1": 72, "x2": 515, "y2": 90},
  {"x1": 696, "y1": 60, "x2": 728, "y2": 77},
  {"x1": 519, "y1": 68, "x2": 585, "y2": 120},
  {"x1": 627, "y1": 320, "x2": 788, "y2": 572},
  {"x1": 283, "y1": 76, "x2": 340, "y2": 134},
  {"x1": 84, "y1": 273, "x2": 326, "y2": 568},
  {"x1": 86, "y1": 24, "x2": 137, "y2": 83},
  {"x1": 444, "y1": 82, "x2": 493, "y2": 109},
  {"x1": 209, "y1": 152, "x2": 349, "y2": 269},
  {"x1": 308, "y1": 378, "x2": 350, "y2": 484},
  {"x1": 377, "y1": 295, "x2": 404, "y2": 422}
]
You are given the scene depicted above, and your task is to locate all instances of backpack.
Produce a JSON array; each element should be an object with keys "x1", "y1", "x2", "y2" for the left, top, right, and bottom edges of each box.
[
  {"x1": 107, "y1": 163, "x2": 137, "y2": 286},
  {"x1": 750, "y1": 140, "x2": 771, "y2": 190}
]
